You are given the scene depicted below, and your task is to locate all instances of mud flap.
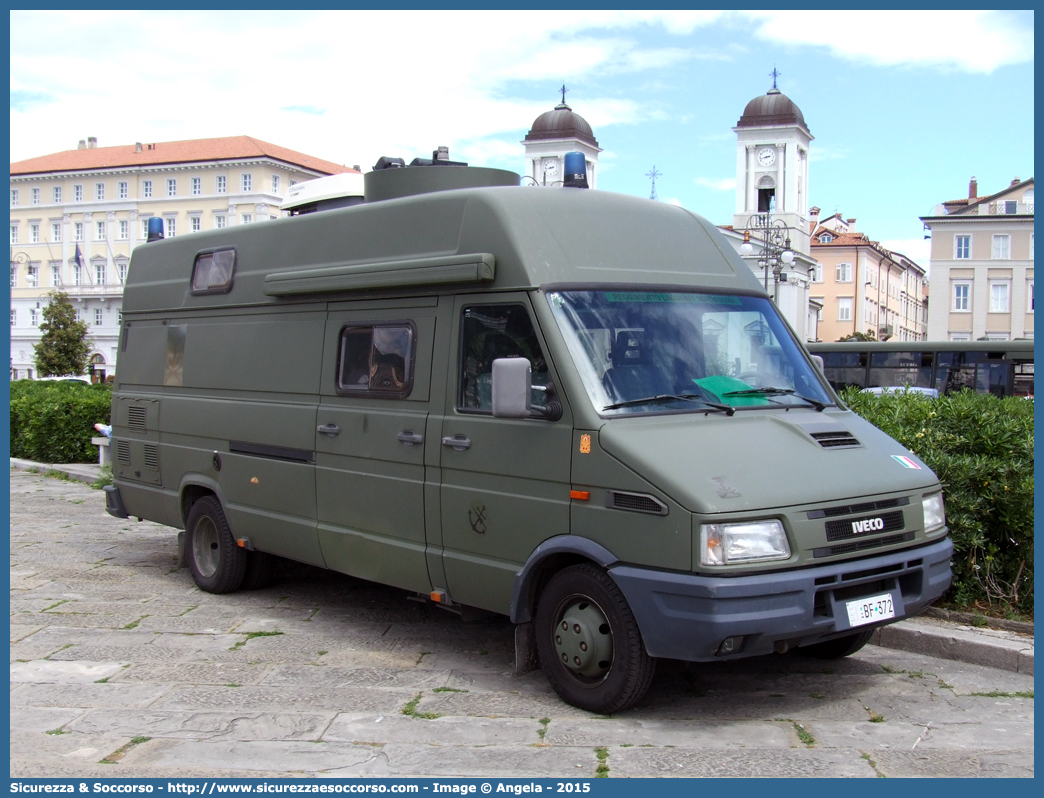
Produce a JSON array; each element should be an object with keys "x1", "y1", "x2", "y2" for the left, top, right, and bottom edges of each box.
[{"x1": 514, "y1": 622, "x2": 539, "y2": 676}]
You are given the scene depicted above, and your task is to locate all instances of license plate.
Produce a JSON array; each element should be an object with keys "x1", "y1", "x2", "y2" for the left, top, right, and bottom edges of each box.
[{"x1": 846, "y1": 592, "x2": 895, "y2": 627}]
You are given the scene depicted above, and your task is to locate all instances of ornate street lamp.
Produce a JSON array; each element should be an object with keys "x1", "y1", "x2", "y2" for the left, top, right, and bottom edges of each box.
[{"x1": 737, "y1": 212, "x2": 795, "y2": 303}]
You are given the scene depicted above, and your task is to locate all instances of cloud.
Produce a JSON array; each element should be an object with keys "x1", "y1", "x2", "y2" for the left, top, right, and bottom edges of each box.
[
  {"x1": 695, "y1": 177, "x2": 736, "y2": 191},
  {"x1": 10, "y1": 89, "x2": 54, "y2": 112},
  {"x1": 282, "y1": 106, "x2": 325, "y2": 116},
  {"x1": 741, "y1": 10, "x2": 1033, "y2": 74}
]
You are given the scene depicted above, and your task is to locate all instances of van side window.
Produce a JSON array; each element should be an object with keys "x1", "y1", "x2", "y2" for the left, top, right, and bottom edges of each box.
[
  {"x1": 191, "y1": 248, "x2": 236, "y2": 294},
  {"x1": 337, "y1": 323, "x2": 414, "y2": 397},
  {"x1": 459, "y1": 304, "x2": 548, "y2": 412}
]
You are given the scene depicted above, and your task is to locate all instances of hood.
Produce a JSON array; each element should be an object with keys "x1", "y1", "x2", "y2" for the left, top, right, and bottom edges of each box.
[{"x1": 597, "y1": 410, "x2": 939, "y2": 515}]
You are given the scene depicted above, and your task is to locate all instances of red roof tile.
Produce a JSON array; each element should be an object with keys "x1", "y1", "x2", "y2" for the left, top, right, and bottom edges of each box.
[{"x1": 10, "y1": 135, "x2": 355, "y2": 176}]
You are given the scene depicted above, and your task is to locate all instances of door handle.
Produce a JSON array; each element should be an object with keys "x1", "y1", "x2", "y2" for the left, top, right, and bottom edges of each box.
[
  {"x1": 398, "y1": 430, "x2": 424, "y2": 446},
  {"x1": 317, "y1": 423, "x2": 340, "y2": 437},
  {"x1": 441, "y1": 434, "x2": 471, "y2": 452}
]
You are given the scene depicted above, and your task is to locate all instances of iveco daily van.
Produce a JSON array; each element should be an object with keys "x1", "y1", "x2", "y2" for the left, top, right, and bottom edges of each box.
[{"x1": 106, "y1": 153, "x2": 952, "y2": 712}]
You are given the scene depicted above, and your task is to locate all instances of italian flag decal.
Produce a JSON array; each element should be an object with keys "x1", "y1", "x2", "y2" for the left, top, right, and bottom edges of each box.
[{"x1": 892, "y1": 455, "x2": 921, "y2": 469}]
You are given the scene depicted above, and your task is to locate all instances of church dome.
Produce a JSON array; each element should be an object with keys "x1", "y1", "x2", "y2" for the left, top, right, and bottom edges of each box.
[
  {"x1": 737, "y1": 88, "x2": 809, "y2": 133},
  {"x1": 525, "y1": 103, "x2": 599, "y2": 148}
]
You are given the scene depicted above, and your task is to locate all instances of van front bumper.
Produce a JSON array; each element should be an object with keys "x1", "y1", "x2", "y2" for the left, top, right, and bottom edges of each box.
[{"x1": 609, "y1": 536, "x2": 953, "y2": 661}]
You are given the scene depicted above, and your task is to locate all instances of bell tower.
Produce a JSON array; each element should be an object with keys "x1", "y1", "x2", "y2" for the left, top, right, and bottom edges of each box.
[{"x1": 733, "y1": 73, "x2": 813, "y2": 256}]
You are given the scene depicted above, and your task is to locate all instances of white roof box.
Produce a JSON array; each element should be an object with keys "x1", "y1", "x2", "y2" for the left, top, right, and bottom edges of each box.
[{"x1": 282, "y1": 172, "x2": 365, "y2": 214}]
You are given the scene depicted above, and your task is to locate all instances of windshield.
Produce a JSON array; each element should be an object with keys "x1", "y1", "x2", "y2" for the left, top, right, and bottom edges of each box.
[{"x1": 546, "y1": 290, "x2": 833, "y2": 416}]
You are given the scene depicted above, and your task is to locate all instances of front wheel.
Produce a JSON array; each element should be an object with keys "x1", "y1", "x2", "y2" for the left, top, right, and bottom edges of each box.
[
  {"x1": 186, "y1": 496, "x2": 246, "y2": 594},
  {"x1": 535, "y1": 564, "x2": 655, "y2": 714}
]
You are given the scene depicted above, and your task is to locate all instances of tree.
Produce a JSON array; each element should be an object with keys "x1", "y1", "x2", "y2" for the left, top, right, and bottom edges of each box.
[
  {"x1": 33, "y1": 290, "x2": 92, "y2": 377},
  {"x1": 837, "y1": 329, "x2": 877, "y2": 342}
]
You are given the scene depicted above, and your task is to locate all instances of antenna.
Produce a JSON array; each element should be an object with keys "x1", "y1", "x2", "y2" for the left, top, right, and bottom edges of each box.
[{"x1": 645, "y1": 166, "x2": 662, "y2": 201}]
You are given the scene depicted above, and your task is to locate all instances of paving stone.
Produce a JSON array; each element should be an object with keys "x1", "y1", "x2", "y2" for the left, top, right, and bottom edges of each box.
[
  {"x1": 543, "y1": 718, "x2": 794, "y2": 748},
  {"x1": 11, "y1": 660, "x2": 129, "y2": 684},
  {"x1": 10, "y1": 681, "x2": 170, "y2": 708},
  {"x1": 609, "y1": 745, "x2": 876, "y2": 778},
  {"x1": 111, "y1": 662, "x2": 273, "y2": 685},
  {"x1": 10, "y1": 705, "x2": 88, "y2": 733},
  {"x1": 130, "y1": 738, "x2": 385, "y2": 773},
  {"x1": 323, "y1": 714, "x2": 541, "y2": 745},
  {"x1": 69, "y1": 709, "x2": 337, "y2": 741},
  {"x1": 152, "y1": 684, "x2": 417, "y2": 713},
  {"x1": 262, "y1": 665, "x2": 456, "y2": 690}
]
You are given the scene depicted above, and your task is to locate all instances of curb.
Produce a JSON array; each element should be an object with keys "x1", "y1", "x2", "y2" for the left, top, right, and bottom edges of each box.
[
  {"x1": 10, "y1": 457, "x2": 103, "y2": 486},
  {"x1": 9, "y1": 458, "x2": 1035, "y2": 676},
  {"x1": 871, "y1": 617, "x2": 1034, "y2": 676}
]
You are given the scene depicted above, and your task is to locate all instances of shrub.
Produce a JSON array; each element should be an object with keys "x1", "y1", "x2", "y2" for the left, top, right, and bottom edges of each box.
[
  {"x1": 10, "y1": 380, "x2": 112, "y2": 464},
  {"x1": 842, "y1": 388, "x2": 1034, "y2": 615}
]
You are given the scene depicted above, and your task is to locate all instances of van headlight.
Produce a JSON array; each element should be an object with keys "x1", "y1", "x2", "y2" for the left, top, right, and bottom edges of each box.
[
  {"x1": 922, "y1": 493, "x2": 946, "y2": 535},
  {"x1": 700, "y1": 520, "x2": 791, "y2": 566}
]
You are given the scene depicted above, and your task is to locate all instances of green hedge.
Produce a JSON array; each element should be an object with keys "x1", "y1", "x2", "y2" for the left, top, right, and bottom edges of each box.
[
  {"x1": 10, "y1": 380, "x2": 113, "y2": 464},
  {"x1": 842, "y1": 388, "x2": 1034, "y2": 615}
]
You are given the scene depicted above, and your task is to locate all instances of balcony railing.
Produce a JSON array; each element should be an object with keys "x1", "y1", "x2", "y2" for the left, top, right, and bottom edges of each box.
[{"x1": 985, "y1": 201, "x2": 1033, "y2": 215}]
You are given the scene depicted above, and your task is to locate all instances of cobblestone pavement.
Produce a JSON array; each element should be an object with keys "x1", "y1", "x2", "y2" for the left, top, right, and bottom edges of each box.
[{"x1": 10, "y1": 471, "x2": 1035, "y2": 778}]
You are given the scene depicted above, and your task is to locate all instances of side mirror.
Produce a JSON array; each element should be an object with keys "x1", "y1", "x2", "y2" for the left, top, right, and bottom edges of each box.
[
  {"x1": 491, "y1": 358, "x2": 532, "y2": 418},
  {"x1": 811, "y1": 354, "x2": 825, "y2": 374}
]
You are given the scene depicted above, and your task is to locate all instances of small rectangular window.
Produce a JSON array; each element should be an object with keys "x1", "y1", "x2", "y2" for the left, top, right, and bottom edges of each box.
[
  {"x1": 989, "y1": 282, "x2": 1009, "y2": 313},
  {"x1": 192, "y1": 177, "x2": 201, "y2": 196},
  {"x1": 10, "y1": 225, "x2": 17, "y2": 245},
  {"x1": 96, "y1": 221, "x2": 106, "y2": 241},
  {"x1": 241, "y1": 174, "x2": 252, "y2": 192},
  {"x1": 165, "y1": 217, "x2": 176, "y2": 238},
  {"x1": 74, "y1": 184, "x2": 83, "y2": 202},
  {"x1": 10, "y1": 309, "x2": 15, "y2": 325},
  {"x1": 31, "y1": 188, "x2": 40, "y2": 205},
  {"x1": 95, "y1": 308, "x2": 104, "y2": 325},
  {"x1": 95, "y1": 183, "x2": 105, "y2": 201},
  {"x1": 191, "y1": 216, "x2": 201, "y2": 233},
  {"x1": 216, "y1": 175, "x2": 227, "y2": 193},
  {"x1": 992, "y1": 234, "x2": 1011, "y2": 259},
  {"x1": 955, "y1": 235, "x2": 970, "y2": 259},
  {"x1": 30, "y1": 224, "x2": 40, "y2": 244},
  {"x1": 143, "y1": 180, "x2": 153, "y2": 199},
  {"x1": 118, "y1": 181, "x2": 128, "y2": 199},
  {"x1": 51, "y1": 264, "x2": 60, "y2": 286},
  {"x1": 241, "y1": 213, "x2": 252, "y2": 225},
  {"x1": 53, "y1": 186, "x2": 62, "y2": 203},
  {"x1": 952, "y1": 282, "x2": 970, "y2": 311},
  {"x1": 118, "y1": 220, "x2": 128, "y2": 240},
  {"x1": 191, "y1": 247, "x2": 237, "y2": 294},
  {"x1": 836, "y1": 263, "x2": 852, "y2": 282},
  {"x1": 51, "y1": 223, "x2": 61, "y2": 242},
  {"x1": 10, "y1": 267, "x2": 16, "y2": 288},
  {"x1": 1029, "y1": 282, "x2": 1034, "y2": 313},
  {"x1": 215, "y1": 214, "x2": 226, "y2": 229},
  {"x1": 95, "y1": 263, "x2": 105, "y2": 285},
  {"x1": 167, "y1": 178, "x2": 177, "y2": 197},
  {"x1": 27, "y1": 266, "x2": 38, "y2": 288},
  {"x1": 337, "y1": 324, "x2": 414, "y2": 397},
  {"x1": 11, "y1": 189, "x2": 18, "y2": 206},
  {"x1": 837, "y1": 297, "x2": 852, "y2": 321},
  {"x1": 31, "y1": 309, "x2": 38, "y2": 327},
  {"x1": 272, "y1": 175, "x2": 280, "y2": 193}
]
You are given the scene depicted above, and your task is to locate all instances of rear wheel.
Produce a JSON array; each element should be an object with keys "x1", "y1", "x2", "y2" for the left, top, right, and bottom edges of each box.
[
  {"x1": 535, "y1": 564, "x2": 655, "y2": 714},
  {"x1": 798, "y1": 629, "x2": 874, "y2": 659},
  {"x1": 186, "y1": 496, "x2": 246, "y2": 594}
]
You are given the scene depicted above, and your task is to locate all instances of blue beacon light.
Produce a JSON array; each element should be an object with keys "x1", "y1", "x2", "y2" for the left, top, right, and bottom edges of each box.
[
  {"x1": 147, "y1": 217, "x2": 165, "y2": 242},
  {"x1": 563, "y1": 152, "x2": 589, "y2": 189}
]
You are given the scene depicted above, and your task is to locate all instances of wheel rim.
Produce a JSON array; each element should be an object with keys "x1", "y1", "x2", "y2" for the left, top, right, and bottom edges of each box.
[
  {"x1": 193, "y1": 516, "x2": 220, "y2": 578},
  {"x1": 552, "y1": 595, "x2": 614, "y2": 682}
]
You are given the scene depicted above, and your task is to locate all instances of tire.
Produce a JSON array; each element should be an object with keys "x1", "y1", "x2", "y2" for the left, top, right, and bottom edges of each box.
[
  {"x1": 535, "y1": 563, "x2": 656, "y2": 714},
  {"x1": 242, "y1": 550, "x2": 278, "y2": 590},
  {"x1": 186, "y1": 496, "x2": 246, "y2": 594},
  {"x1": 797, "y1": 629, "x2": 874, "y2": 659}
]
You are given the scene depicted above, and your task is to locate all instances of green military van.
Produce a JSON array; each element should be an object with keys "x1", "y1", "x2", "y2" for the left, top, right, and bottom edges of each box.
[{"x1": 106, "y1": 154, "x2": 952, "y2": 713}]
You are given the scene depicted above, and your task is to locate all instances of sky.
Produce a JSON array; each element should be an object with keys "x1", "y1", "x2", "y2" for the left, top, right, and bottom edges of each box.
[{"x1": 9, "y1": 10, "x2": 1035, "y2": 272}]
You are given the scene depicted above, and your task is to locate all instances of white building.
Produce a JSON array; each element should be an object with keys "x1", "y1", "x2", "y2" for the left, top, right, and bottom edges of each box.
[
  {"x1": 10, "y1": 136, "x2": 352, "y2": 380},
  {"x1": 521, "y1": 95, "x2": 601, "y2": 188}
]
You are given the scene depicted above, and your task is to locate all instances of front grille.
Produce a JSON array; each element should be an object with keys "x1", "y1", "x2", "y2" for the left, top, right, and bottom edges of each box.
[
  {"x1": 127, "y1": 405, "x2": 147, "y2": 432},
  {"x1": 810, "y1": 431, "x2": 861, "y2": 448},
  {"x1": 810, "y1": 497, "x2": 907, "y2": 519},
  {"x1": 605, "y1": 490, "x2": 668, "y2": 516},
  {"x1": 813, "y1": 531, "x2": 913, "y2": 559},
  {"x1": 825, "y1": 510, "x2": 906, "y2": 542},
  {"x1": 116, "y1": 440, "x2": 131, "y2": 466},
  {"x1": 143, "y1": 444, "x2": 160, "y2": 471}
]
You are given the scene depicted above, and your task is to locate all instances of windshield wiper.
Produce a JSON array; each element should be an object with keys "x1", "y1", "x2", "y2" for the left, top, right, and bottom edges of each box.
[
  {"x1": 604, "y1": 393, "x2": 735, "y2": 415},
  {"x1": 722, "y1": 387, "x2": 829, "y2": 412}
]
